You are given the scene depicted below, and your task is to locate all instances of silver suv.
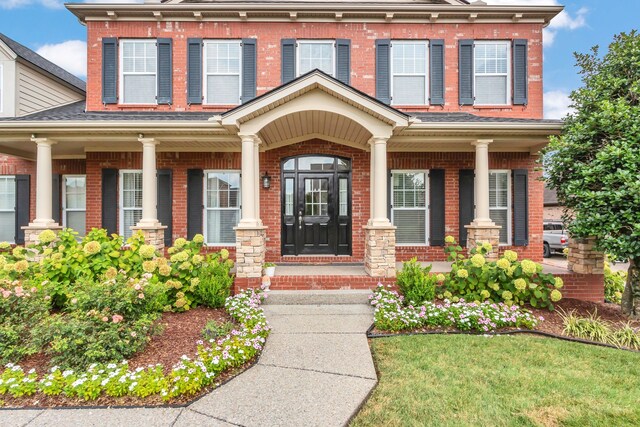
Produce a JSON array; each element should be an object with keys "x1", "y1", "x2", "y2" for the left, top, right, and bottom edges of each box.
[{"x1": 543, "y1": 221, "x2": 569, "y2": 258}]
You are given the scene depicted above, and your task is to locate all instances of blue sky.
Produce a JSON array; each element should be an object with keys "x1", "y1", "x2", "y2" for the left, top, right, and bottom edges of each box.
[{"x1": 0, "y1": 0, "x2": 638, "y2": 118}]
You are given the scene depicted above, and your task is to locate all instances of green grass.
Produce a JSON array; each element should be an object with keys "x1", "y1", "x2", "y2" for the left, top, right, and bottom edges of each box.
[{"x1": 352, "y1": 335, "x2": 640, "y2": 427}]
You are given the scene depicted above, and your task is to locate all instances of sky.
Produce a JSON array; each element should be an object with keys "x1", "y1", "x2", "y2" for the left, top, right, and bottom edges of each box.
[{"x1": 0, "y1": 0, "x2": 638, "y2": 119}]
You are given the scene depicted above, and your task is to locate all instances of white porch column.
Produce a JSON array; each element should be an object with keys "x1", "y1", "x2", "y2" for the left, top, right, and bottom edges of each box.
[
  {"x1": 239, "y1": 134, "x2": 259, "y2": 227},
  {"x1": 369, "y1": 143, "x2": 375, "y2": 217},
  {"x1": 137, "y1": 137, "x2": 161, "y2": 227},
  {"x1": 31, "y1": 137, "x2": 57, "y2": 226},
  {"x1": 471, "y1": 139, "x2": 494, "y2": 226},
  {"x1": 370, "y1": 136, "x2": 391, "y2": 226},
  {"x1": 254, "y1": 138, "x2": 262, "y2": 225}
]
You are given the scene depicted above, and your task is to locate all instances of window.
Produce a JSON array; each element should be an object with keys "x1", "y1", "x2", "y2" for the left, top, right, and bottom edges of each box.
[
  {"x1": 204, "y1": 40, "x2": 242, "y2": 105},
  {"x1": 120, "y1": 40, "x2": 157, "y2": 104},
  {"x1": 0, "y1": 64, "x2": 3, "y2": 113},
  {"x1": 297, "y1": 40, "x2": 335, "y2": 76},
  {"x1": 391, "y1": 171, "x2": 428, "y2": 245},
  {"x1": 63, "y1": 175, "x2": 86, "y2": 236},
  {"x1": 474, "y1": 41, "x2": 510, "y2": 105},
  {"x1": 391, "y1": 41, "x2": 428, "y2": 105},
  {"x1": 489, "y1": 170, "x2": 511, "y2": 245},
  {"x1": 204, "y1": 171, "x2": 241, "y2": 245},
  {"x1": 0, "y1": 176, "x2": 15, "y2": 243},
  {"x1": 119, "y1": 170, "x2": 142, "y2": 238}
]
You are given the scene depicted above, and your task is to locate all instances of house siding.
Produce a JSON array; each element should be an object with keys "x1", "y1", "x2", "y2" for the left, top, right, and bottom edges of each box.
[
  {"x1": 16, "y1": 63, "x2": 84, "y2": 116},
  {"x1": 85, "y1": 21, "x2": 543, "y2": 118}
]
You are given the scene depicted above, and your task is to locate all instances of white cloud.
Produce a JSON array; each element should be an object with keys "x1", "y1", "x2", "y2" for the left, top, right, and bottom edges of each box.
[
  {"x1": 36, "y1": 40, "x2": 87, "y2": 78},
  {"x1": 482, "y1": 0, "x2": 588, "y2": 47},
  {"x1": 544, "y1": 90, "x2": 573, "y2": 119},
  {"x1": 0, "y1": 0, "x2": 142, "y2": 8}
]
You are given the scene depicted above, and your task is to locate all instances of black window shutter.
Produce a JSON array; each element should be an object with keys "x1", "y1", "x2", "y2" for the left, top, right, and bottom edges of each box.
[
  {"x1": 14, "y1": 175, "x2": 30, "y2": 245},
  {"x1": 430, "y1": 39, "x2": 445, "y2": 105},
  {"x1": 187, "y1": 38, "x2": 203, "y2": 104},
  {"x1": 157, "y1": 38, "x2": 173, "y2": 105},
  {"x1": 187, "y1": 169, "x2": 204, "y2": 239},
  {"x1": 157, "y1": 169, "x2": 173, "y2": 247},
  {"x1": 335, "y1": 39, "x2": 351, "y2": 85},
  {"x1": 52, "y1": 174, "x2": 61, "y2": 225},
  {"x1": 513, "y1": 169, "x2": 529, "y2": 246},
  {"x1": 102, "y1": 37, "x2": 118, "y2": 104},
  {"x1": 101, "y1": 169, "x2": 118, "y2": 235},
  {"x1": 458, "y1": 39, "x2": 474, "y2": 105},
  {"x1": 513, "y1": 39, "x2": 528, "y2": 105},
  {"x1": 241, "y1": 38, "x2": 257, "y2": 104},
  {"x1": 375, "y1": 39, "x2": 391, "y2": 104},
  {"x1": 281, "y1": 39, "x2": 296, "y2": 84},
  {"x1": 459, "y1": 169, "x2": 475, "y2": 246},
  {"x1": 429, "y1": 169, "x2": 445, "y2": 246}
]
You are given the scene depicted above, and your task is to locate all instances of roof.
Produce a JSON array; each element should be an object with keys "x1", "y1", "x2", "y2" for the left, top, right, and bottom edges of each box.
[
  {"x1": 0, "y1": 33, "x2": 86, "y2": 93},
  {"x1": 413, "y1": 112, "x2": 562, "y2": 125},
  {"x1": 0, "y1": 101, "x2": 216, "y2": 122}
]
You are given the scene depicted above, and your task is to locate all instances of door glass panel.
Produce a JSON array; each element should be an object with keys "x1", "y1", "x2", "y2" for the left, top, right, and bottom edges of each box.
[
  {"x1": 298, "y1": 156, "x2": 335, "y2": 171},
  {"x1": 283, "y1": 159, "x2": 295, "y2": 170},
  {"x1": 339, "y1": 178, "x2": 348, "y2": 216},
  {"x1": 337, "y1": 159, "x2": 351, "y2": 171},
  {"x1": 285, "y1": 178, "x2": 294, "y2": 216},
  {"x1": 304, "y1": 178, "x2": 328, "y2": 216}
]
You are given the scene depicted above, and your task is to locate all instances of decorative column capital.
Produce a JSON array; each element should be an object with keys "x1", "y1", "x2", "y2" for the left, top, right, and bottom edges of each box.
[
  {"x1": 369, "y1": 136, "x2": 389, "y2": 146},
  {"x1": 138, "y1": 136, "x2": 159, "y2": 147},
  {"x1": 31, "y1": 136, "x2": 57, "y2": 147},
  {"x1": 239, "y1": 133, "x2": 258, "y2": 144},
  {"x1": 472, "y1": 139, "x2": 493, "y2": 148}
]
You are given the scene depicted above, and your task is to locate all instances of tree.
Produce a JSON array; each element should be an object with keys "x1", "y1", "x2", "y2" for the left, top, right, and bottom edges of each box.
[{"x1": 544, "y1": 31, "x2": 640, "y2": 317}]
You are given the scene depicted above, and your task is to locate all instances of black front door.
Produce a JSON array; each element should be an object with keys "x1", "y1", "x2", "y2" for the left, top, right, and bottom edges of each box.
[{"x1": 282, "y1": 155, "x2": 351, "y2": 256}]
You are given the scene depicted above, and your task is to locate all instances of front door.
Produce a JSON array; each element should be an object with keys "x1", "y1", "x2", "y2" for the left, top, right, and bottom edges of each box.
[{"x1": 282, "y1": 155, "x2": 351, "y2": 256}]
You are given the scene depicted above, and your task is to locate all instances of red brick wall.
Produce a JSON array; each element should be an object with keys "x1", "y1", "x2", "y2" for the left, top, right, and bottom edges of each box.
[
  {"x1": 0, "y1": 155, "x2": 36, "y2": 223},
  {"x1": 86, "y1": 21, "x2": 543, "y2": 118}
]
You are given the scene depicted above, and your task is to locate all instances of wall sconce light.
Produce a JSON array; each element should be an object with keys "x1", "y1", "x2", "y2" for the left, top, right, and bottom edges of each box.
[{"x1": 262, "y1": 171, "x2": 272, "y2": 189}]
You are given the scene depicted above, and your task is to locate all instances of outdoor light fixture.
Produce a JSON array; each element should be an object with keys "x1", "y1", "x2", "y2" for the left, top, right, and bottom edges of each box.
[{"x1": 262, "y1": 171, "x2": 272, "y2": 189}]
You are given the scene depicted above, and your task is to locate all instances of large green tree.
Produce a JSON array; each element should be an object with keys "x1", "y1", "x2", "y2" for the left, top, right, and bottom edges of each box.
[{"x1": 544, "y1": 31, "x2": 640, "y2": 317}]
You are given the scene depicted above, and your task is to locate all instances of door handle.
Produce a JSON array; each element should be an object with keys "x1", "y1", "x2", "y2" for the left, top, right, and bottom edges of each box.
[{"x1": 298, "y1": 210, "x2": 303, "y2": 229}]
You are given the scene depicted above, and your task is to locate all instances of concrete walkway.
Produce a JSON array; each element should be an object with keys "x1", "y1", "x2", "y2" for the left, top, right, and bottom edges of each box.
[{"x1": 2, "y1": 293, "x2": 377, "y2": 427}]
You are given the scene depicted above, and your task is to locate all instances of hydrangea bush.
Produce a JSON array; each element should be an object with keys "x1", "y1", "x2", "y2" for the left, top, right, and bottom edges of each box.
[
  {"x1": 442, "y1": 237, "x2": 563, "y2": 310},
  {"x1": 0, "y1": 289, "x2": 269, "y2": 401},
  {"x1": 371, "y1": 285, "x2": 541, "y2": 333}
]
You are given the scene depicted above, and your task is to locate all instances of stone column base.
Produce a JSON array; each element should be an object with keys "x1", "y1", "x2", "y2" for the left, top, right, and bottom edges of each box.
[
  {"x1": 465, "y1": 224, "x2": 501, "y2": 260},
  {"x1": 364, "y1": 225, "x2": 396, "y2": 278},
  {"x1": 568, "y1": 237, "x2": 604, "y2": 274},
  {"x1": 22, "y1": 224, "x2": 63, "y2": 245},
  {"x1": 130, "y1": 225, "x2": 167, "y2": 251},
  {"x1": 235, "y1": 226, "x2": 267, "y2": 279}
]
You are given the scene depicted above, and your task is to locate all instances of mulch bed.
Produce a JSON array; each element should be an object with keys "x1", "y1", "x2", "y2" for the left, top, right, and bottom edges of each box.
[
  {"x1": 370, "y1": 298, "x2": 640, "y2": 339},
  {"x1": 1, "y1": 307, "x2": 258, "y2": 409}
]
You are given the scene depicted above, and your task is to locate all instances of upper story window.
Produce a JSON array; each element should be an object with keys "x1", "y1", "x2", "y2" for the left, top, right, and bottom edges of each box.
[
  {"x1": 204, "y1": 40, "x2": 242, "y2": 105},
  {"x1": 474, "y1": 41, "x2": 510, "y2": 106},
  {"x1": 297, "y1": 40, "x2": 335, "y2": 76},
  {"x1": 120, "y1": 40, "x2": 157, "y2": 105},
  {"x1": 391, "y1": 41, "x2": 428, "y2": 106}
]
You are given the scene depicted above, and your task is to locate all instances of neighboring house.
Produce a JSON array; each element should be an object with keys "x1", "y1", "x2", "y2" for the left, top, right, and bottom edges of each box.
[
  {"x1": 0, "y1": 33, "x2": 86, "y2": 244},
  {"x1": 0, "y1": 0, "x2": 564, "y2": 285},
  {"x1": 544, "y1": 184, "x2": 563, "y2": 220}
]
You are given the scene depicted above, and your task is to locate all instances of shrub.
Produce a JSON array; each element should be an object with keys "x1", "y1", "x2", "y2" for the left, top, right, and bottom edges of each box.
[
  {"x1": 396, "y1": 258, "x2": 438, "y2": 304},
  {"x1": 0, "y1": 281, "x2": 50, "y2": 365},
  {"x1": 604, "y1": 257, "x2": 627, "y2": 304},
  {"x1": 370, "y1": 285, "x2": 540, "y2": 333},
  {"x1": 194, "y1": 254, "x2": 234, "y2": 308},
  {"x1": 442, "y1": 237, "x2": 562, "y2": 310}
]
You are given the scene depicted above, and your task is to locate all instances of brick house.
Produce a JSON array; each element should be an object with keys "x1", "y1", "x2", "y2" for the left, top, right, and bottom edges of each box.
[{"x1": 0, "y1": 0, "x2": 605, "y2": 299}]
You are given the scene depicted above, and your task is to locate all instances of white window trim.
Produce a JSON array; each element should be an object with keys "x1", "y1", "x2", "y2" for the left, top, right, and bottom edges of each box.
[
  {"x1": 62, "y1": 175, "x2": 86, "y2": 233},
  {"x1": 489, "y1": 169, "x2": 512, "y2": 246},
  {"x1": 391, "y1": 169, "x2": 429, "y2": 247},
  {"x1": 0, "y1": 175, "x2": 15, "y2": 244},
  {"x1": 473, "y1": 40, "x2": 511, "y2": 106},
  {"x1": 296, "y1": 39, "x2": 336, "y2": 77},
  {"x1": 202, "y1": 39, "x2": 243, "y2": 106},
  {"x1": 119, "y1": 39, "x2": 157, "y2": 105},
  {"x1": 119, "y1": 169, "x2": 143, "y2": 237},
  {"x1": 390, "y1": 40, "x2": 429, "y2": 107},
  {"x1": 203, "y1": 169, "x2": 241, "y2": 246}
]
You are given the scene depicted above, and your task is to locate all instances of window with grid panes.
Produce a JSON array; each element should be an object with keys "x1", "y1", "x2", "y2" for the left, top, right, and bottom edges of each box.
[
  {"x1": 391, "y1": 171, "x2": 428, "y2": 244},
  {"x1": 120, "y1": 40, "x2": 157, "y2": 104},
  {"x1": 204, "y1": 171, "x2": 240, "y2": 245},
  {"x1": 63, "y1": 175, "x2": 86, "y2": 236},
  {"x1": 474, "y1": 41, "x2": 510, "y2": 105},
  {"x1": 120, "y1": 171, "x2": 142, "y2": 238},
  {"x1": 391, "y1": 41, "x2": 428, "y2": 105},
  {"x1": 204, "y1": 40, "x2": 242, "y2": 105},
  {"x1": 489, "y1": 170, "x2": 511, "y2": 244},
  {"x1": 0, "y1": 176, "x2": 15, "y2": 242}
]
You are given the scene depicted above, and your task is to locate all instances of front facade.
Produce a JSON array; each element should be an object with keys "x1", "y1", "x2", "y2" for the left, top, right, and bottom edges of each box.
[{"x1": 0, "y1": 0, "x2": 566, "y2": 287}]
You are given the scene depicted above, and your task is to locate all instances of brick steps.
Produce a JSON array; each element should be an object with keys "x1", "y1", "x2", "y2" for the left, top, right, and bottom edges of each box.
[{"x1": 263, "y1": 290, "x2": 374, "y2": 305}]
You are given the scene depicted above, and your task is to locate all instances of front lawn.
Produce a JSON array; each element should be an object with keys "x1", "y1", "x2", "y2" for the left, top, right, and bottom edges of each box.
[{"x1": 352, "y1": 335, "x2": 640, "y2": 427}]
